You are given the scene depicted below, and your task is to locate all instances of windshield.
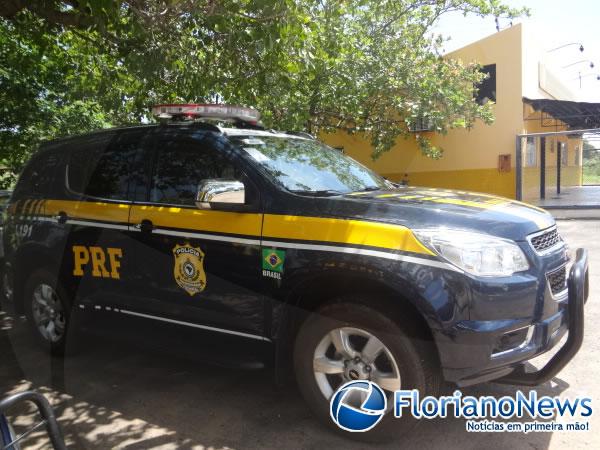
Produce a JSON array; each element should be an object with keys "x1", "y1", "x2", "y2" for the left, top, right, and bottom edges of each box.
[{"x1": 230, "y1": 135, "x2": 390, "y2": 194}]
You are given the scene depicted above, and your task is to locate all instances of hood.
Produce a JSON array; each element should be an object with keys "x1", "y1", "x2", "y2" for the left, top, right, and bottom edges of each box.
[{"x1": 320, "y1": 186, "x2": 555, "y2": 241}]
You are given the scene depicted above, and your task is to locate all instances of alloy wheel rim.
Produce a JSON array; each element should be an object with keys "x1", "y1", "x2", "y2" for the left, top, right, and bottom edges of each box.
[
  {"x1": 31, "y1": 283, "x2": 65, "y2": 343},
  {"x1": 313, "y1": 326, "x2": 401, "y2": 402}
]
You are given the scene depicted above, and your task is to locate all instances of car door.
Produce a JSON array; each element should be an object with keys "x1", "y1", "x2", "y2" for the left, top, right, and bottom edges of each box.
[
  {"x1": 127, "y1": 130, "x2": 265, "y2": 338},
  {"x1": 45, "y1": 130, "x2": 150, "y2": 308}
]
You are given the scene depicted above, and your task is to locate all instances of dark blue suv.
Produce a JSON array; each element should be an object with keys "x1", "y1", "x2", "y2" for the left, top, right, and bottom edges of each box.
[{"x1": 1, "y1": 106, "x2": 590, "y2": 439}]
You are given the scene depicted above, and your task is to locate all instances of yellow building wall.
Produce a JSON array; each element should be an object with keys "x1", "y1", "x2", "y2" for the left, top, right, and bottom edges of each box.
[{"x1": 321, "y1": 24, "x2": 526, "y2": 199}]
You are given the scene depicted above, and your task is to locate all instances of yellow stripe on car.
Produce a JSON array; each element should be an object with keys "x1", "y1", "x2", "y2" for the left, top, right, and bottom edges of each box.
[
  {"x1": 262, "y1": 214, "x2": 434, "y2": 256},
  {"x1": 45, "y1": 199, "x2": 130, "y2": 223},
  {"x1": 375, "y1": 193, "x2": 402, "y2": 198},
  {"x1": 129, "y1": 204, "x2": 263, "y2": 237},
  {"x1": 41, "y1": 199, "x2": 433, "y2": 256}
]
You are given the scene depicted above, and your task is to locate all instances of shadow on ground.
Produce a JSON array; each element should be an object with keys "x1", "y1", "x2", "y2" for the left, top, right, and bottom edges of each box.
[{"x1": 1, "y1": 310, "x2": 565, "y2": 450}]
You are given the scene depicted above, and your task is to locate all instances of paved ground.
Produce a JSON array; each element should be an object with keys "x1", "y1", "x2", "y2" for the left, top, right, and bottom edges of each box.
[
  {"x1": 1, "y1": 220, "x2": 599, "y2": 449},
  {"x1": 535, "y1": 185, "x2": 600, "y2": 208}
]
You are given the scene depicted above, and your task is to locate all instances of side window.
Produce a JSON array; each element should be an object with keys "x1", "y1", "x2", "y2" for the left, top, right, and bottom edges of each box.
[
  {"x1": 68, "y1": 132, "x2": 147, "y2": 201},
  {"x1": 67, "y1": 133, "x2": 114, "y2": 197},
  {"x1": 560, "y1": 142, "x2": 568, "y2": 166},
  {"x1": 13, "y1": 151, "x2": 60, "y2": 199},
  {"x1": 150, "y1": 138, "x2": 237, "y2": 206},
  {"x1": 525, "y1": 137, "x2": 537, "y2": 167}
]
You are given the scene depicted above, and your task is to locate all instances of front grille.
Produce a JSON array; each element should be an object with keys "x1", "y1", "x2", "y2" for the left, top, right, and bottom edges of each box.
[
  {"x1": 547, "y1": 266, "x2": 567, "y2": 295},
  {"x1": 529, "y1": 228, "x2": 561, "y2": 253}
]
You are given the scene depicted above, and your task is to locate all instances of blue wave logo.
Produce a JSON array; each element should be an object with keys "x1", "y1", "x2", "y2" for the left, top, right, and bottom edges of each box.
[{"x1": 330, "y1": 381, "x2": 387, "y2": 432}]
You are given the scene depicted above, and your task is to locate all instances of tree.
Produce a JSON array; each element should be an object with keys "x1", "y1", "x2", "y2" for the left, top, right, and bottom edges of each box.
[
  {"x1": 583, "y1": 139, "x2": 599, "y2": 157},
  {"x1": 0, "y1": 1, "x2": 525, "y2": 187}
]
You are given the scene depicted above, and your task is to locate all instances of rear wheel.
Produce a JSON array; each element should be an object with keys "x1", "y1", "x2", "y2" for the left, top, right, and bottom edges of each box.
[
  {"x1": 0, "y1": 263, "x2": 15, "y2": 313},
  {"x1": 293, "y1": 298, "x2": 441, "y2": 441},
  {"x1": 24, "y1": 268, "x2": 73, "y2": 355}
]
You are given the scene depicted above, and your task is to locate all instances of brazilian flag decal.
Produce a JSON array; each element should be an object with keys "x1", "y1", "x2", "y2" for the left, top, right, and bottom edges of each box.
[{"x1": 262, "y1": 249, "x2": 285, "y2": 273}]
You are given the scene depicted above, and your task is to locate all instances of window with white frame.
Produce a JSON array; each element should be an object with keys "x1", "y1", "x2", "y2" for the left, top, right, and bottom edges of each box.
[
  {"x1": 525, "y1": 137, "x2": 537, "y2": 167},
  {"x1": 560, "y1": 142, "x2": 568, "y2": 166}
]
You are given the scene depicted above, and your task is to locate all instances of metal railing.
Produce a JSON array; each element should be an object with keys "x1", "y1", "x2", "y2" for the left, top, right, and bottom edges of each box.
[{"x1": 0, "y1": 391, "x2": 66, "y2": 450}]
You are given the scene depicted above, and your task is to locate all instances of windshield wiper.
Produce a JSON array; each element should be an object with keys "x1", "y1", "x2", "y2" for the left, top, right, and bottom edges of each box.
[
  {"x1": 361, "y1": 186, "x2": 383, "y2": 191},
  {"x1": 348, "y1": 186, "x2": 383, "y2": 193},
  {"x1": 290, "y1": 189, "x2": 345, "y2": 197}
]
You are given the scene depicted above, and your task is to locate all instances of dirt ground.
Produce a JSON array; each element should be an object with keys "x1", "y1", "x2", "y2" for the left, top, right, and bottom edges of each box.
[{"x1": 1, "y1": 220, "x2": 598, "y2": 449}]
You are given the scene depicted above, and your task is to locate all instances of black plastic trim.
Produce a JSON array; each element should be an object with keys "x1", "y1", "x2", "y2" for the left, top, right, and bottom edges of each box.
[{"x1": 496, "y1": 248, "x2": 588, "y2": 386}]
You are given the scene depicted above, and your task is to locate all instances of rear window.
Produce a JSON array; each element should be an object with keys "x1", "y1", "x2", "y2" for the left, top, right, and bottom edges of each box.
[
  {"x1": 67, "y1": 131, "x2": 146, "y2": 201},
  {"x1": 13, "y1": 151, "x2": 60, "y2": 199}
]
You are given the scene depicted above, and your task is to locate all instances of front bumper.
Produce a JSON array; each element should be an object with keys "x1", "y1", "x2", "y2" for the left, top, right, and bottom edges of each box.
[
  {"x1": 496, "y1": 247, "x2": 588, "y2": 386},
  {"x1": 439, "y1": 248, "x2": 589, "y2": 386}
]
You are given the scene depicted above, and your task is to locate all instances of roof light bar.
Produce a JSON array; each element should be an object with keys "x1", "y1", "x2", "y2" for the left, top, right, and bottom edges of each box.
[{"x1": 152, "y1": 104, "x2": 261, "y2": 123}]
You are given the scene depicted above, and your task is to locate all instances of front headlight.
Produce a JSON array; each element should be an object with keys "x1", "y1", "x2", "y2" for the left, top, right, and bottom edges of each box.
[{"x1": 414, "y1": 229, "x2": 530, "y2": 277}]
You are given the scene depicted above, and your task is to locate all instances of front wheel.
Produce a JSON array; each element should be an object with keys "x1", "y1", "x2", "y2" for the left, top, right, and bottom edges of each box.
[{"x1": 293, "y1": 299, "x2": 441, "y2": 441}]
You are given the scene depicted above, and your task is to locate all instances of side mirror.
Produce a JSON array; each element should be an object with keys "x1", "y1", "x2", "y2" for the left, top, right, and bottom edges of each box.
[{"x1": 196, "y1": 179, "x2": 245, "y2": 210}]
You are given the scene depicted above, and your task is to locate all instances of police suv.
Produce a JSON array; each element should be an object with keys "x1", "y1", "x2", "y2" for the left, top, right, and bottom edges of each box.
[{"x1": 1, "y1": 104, "x2": 589, "y2": 438}]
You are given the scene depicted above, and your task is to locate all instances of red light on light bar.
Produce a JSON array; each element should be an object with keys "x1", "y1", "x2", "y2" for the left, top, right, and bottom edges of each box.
[{"x1": 152, "y1": 104, "x2": 260, "y2": 122}]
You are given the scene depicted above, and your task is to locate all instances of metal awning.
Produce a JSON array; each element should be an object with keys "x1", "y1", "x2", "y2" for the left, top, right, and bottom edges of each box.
[{"x1": 523, "y1": 97, "x2": 600, "y2": 129}]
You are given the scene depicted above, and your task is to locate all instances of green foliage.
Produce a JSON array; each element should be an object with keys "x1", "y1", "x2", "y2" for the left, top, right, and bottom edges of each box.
[
  {"x1": 583, "y1": 139, "x2": 598, "y2": 155},
  {"x1": 582, "y1": 142, "x2": 600, "y2": 185},
  {"x1": 0, "y1": 1, "x2": 526, "y2": 188}
]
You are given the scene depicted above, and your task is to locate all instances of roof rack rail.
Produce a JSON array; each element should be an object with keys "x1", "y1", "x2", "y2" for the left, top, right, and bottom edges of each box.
[{"x1": 286, "y1": 131, "x2": 316, "y2": 139}]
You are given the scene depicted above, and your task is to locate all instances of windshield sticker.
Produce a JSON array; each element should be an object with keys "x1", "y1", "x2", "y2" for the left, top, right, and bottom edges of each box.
[
  {"x1": 241, "y1": 138, "x2": 265, "y2": 145},
  {"x1": 244, "y1": 147, "x2": 271, "y2": 162}
]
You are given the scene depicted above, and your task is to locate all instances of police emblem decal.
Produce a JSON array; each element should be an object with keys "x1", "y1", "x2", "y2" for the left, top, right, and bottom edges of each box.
[{"x1": 173, "y1": 243, "x2": 206, "y2": 295}]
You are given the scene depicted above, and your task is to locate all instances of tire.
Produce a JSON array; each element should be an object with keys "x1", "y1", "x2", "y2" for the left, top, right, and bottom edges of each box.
[
  {"x1": 23, "y1": 268, "x2": 75, "y2": 356},
  {"x1": 293, "y1": 297, "x2": 441, "y2": 442}
]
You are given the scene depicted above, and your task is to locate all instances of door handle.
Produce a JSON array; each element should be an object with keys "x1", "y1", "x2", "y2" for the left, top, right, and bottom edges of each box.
[
  {"x1": 55, "y1": 211, "x2": 68, "y2": 224},
  {"x1": 134, "y1": 219, "x2": 153, "y2": 233}
]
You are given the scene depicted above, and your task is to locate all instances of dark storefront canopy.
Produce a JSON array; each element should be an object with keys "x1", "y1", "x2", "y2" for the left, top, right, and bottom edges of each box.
[{"x1": 524, "y1": 97, "x2": 600, "y2": 129}]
